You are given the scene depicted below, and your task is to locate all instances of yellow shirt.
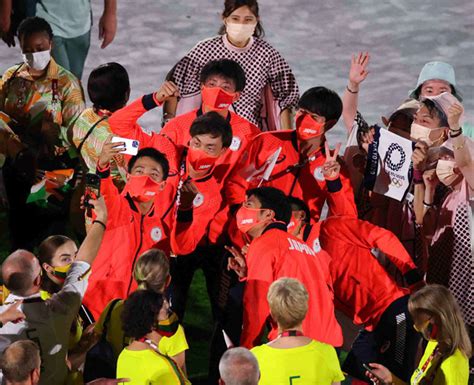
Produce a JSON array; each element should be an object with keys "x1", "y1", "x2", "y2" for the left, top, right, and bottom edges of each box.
[
  {"x1": 95, "y1": 299, "x2": 188, "y2": 360},
  {"x1": 251, "y1": 339, "x2": 345, "y2": 385},
  {"x1": 117, "y1": 348, "x2": 190, "y2": 385},
  {"x1": 410, "y1": 341, "x2": 469, "y2": 385}
]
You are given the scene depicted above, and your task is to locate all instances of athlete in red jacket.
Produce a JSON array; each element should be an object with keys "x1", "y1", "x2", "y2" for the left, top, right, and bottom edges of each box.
[
  {"x1": 230, "y1": 87, "x2": 357, "y2": 221},
  {"x1": 83, "y1": 144, "x2": 172, "y2": 319},
  {"x1": 227, "y1": 187, "x2": 343, "y2": 349}
]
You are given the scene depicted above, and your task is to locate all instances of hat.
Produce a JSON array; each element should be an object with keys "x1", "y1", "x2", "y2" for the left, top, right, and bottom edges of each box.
[
  {"x1": 382, "y1": 99, "x2": 420, "y2": 127},
  {"x1": 422, "y1": 92, "x2": 464, "y2": 126},
  {"x1": 409, "y1": 61, "x2": 463, "y2": 101}
]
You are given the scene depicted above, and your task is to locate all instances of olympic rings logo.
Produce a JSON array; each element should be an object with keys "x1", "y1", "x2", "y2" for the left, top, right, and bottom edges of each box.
[
  {"x1": 391, "y1": 178, "x2": 403, "y2": 187},
  {"x1": 384, "y1": 143, "x2": 406, "y2": 171}
]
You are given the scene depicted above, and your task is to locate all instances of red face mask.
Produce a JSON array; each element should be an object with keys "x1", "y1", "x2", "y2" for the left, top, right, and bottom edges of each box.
[
  {"x1": 287, "y1": 214, "x2": 301, "y2": 234},
  {"x1": 123, "y1": 175, "x2": 162, "y2": 202},
  {"x1": 201, "y1": 86, "x2": 236, "y2": 111},
  {"x1": 236, "y1": 206, "x2": 267, "y2": 233},
  {"x1": 295, "y1": 111, "x2": 325, "y2": 140},
  {"x1": 187, "y1": 147, "x2": 219, "y2": 173}
]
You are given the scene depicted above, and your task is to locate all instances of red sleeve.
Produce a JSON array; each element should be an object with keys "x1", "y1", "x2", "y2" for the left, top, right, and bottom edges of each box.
[
  {"x1": 325, "y1": 163, "x2": 358, "y2": 218},
  {"x1": 170, "y1": 209, "x2": 202, "y2": 256},
  {"x1": 160, "y1": 118, "x2": 179, "y2": 144}
]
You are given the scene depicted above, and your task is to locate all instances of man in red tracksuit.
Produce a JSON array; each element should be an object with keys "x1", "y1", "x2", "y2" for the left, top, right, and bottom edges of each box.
[
  {"x1": 227, "y1": 186, "x2": 343, "y2": 349},
  {"x1": 83, "y1": 144, "x2": 172, "y2": 319},
  {"x1": 288, "y1": 196, "x2": 424, "y2": 383},
  {"x1": 230, "y1": 86, "x2": 357, "y2": 222}
]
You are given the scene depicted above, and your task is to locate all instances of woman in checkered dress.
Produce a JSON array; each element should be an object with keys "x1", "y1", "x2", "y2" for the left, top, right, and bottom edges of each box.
[{"x1": 163, "y1": 0, "x2": 299, "y2": 131}]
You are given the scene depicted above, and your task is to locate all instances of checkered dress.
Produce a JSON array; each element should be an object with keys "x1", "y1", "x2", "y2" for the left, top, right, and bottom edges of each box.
[{"x1": 169, "y1": 35, "x2": 299, "y2": 128}]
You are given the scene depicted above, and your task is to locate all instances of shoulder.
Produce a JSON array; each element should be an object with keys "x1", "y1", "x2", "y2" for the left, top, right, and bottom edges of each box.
[
  {"x1": 187, "y1": 36, "x2": 223, "y2": 55},
  {"x1": 2, "y1": 63, "x2": 24, "y2": 81},
  {"x1": 250, "y1": 344, "x2": 268, "y2": 357},
  {"x1": 229, "y1": 112, "x2": 260, "y2": 134}
]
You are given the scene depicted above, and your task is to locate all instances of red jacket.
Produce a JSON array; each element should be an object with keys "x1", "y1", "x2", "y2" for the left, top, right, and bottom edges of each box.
[
  {"x1": 231, "y1": 130, "x2": 357, "y2": 221},
  {"x1": 308, "y1": 216, "x2": 422, "y2": 331},
  {"x1": 83, "y1": 168, "x2": 172, "y2": 319},
  {"x1": 240, "y1": 223, "x2": 343, "y2": 348}
]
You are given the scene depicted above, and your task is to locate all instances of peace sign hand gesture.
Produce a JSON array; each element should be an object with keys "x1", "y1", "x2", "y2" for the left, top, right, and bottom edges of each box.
[
  {"x1": 322, "y1": 141, "x2": 342, "y2": 181},
  {"x1": 225, "y1": 245, "x2": 248, "y2": 279}
]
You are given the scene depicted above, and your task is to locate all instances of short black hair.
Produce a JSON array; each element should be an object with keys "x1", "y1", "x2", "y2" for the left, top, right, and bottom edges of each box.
[
  {"x1": 298, "y1": 87, "x2": 343, "y2": 131},
  {"x1": 288, "y1": 196, "x2": 310, "y2": 224},
  {"x1": 421, "y1": 99, "x2": 449, "y2": 128},
  {"x1": 121, "y1": 290, "x2": 164, "y2": 339},
  {"x1": 189, "y1": 111, "x2": 233, "y2": 148},
  {"x1": 88, "y1": 63, "x2": 130, "y2": 112},
  {"x1": 200, "y1": 59, "x2": 246, "y2": 92},
  {"x1": 246, "y1": 187, "x2": 292, "y2": 225},
  {"x1": 128, "y1": 148, "x2": 170, "y2": 180},
  {"x1": 18, "y1": 17, "x2": 53, "y2": 41}
]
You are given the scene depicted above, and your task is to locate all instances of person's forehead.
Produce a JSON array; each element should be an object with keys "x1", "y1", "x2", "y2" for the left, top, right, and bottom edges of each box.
[
  {"x1": 133, "y1": 156, "x2": 162, "y2": 169},
  {"x1": 422, "y1": 79, "x2": 450, "y2": 88},
  {"x1": 246, "y1": 194, "x2": 261, "y2": 205},
  {"x1": 230, "y1": 5, "x2": 255, "y2": 17},
  {"x1": 192, "y1": 133, "x2": 222, "y2": 144},
  {"x1": 205, "y1": 74, "x2": 234, "y2": 85}
]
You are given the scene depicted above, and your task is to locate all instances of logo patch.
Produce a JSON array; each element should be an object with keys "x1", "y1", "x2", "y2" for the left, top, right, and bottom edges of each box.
[
  {"x1": 313, "y1": 167, "x2": 325, "y2": 181},
  {"x1": 150, "y1": 227, "x2": 162, "y2": 242},
  {"x1": 193, "y1": 193, "x2": 204, "y2": 207},
  {"x1": 312, "y1": 238, "x2": 321, "y2": 253},
  {"x1": 230, "y1": 136, "x2": 241, "y2": 151}
]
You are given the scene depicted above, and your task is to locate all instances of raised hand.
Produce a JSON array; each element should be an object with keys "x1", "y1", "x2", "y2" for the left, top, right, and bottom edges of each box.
[
  {"x1": 348, "y1": 52, "x2": 370, "y2": 90},
  {"x1": 225, "y1": 245, "x2": 248, "y2": 279},
  {"x1": 447, "y1": 102, "x2": 463, "y2": 131},
  {"x1": 412, "y1": 142, "x2": 428, "y2": 171},
  {"x1": 154, "y1": 81, "x2": 180, "y2": 104},
  {"x1": 98, "y1": 136, "x2": 125, "y2": 169},
  {"x1": 322, "y1": 141, "x2": 342, "y2": 180},
  {"x1": 179, "y1": 180, "x2": 199, "y2": 209},
  {"x1": 422, "y1": 168, "x2": 439, "y2": 190}
]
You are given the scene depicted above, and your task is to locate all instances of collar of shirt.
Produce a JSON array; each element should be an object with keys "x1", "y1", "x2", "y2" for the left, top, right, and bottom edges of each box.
[
  {"x1": 4, "y1": 291, "x2": 42, "y2": 305},
  {"x1": 16, "y1": 57, "x2": 60, "y2": 82},
  {"x1": 222, "y1": 33, "x2": 254, "y2": 53},
  {"x1": 262, "y1": 221, "x2": 288, "y2": 235}
]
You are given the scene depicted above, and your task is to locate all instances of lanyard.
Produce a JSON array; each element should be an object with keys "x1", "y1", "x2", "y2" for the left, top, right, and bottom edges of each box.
[
  {"x1": 412, "y1": 346, "x2": 441, "y2": 385},
  {"x1": 278, "y1": 330, "x2": 304, "y2": 338}
]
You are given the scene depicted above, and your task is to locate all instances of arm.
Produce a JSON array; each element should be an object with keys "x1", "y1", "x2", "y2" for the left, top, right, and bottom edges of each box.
[
  {"x1": 279, "y1": 108, "x2": 292, "y2": 130},
  {"x1": 342, "y1": 52, "x2": 370, "y2": 135},
  {"x1": 0, "y1": 301, "x2": 25, "y2": 324},
  {"x1": 162, "y1": 97, "x2": 178, "y2": 126},
  {"x1": 411, "y1": 142, "x2": 429, "y2": 225},
  {"x1": 0, "y1": 0, "x2": 11, "y2": 34},
  {"x1": 99, "y1": 0, "x2": 117, "y2": 49}
]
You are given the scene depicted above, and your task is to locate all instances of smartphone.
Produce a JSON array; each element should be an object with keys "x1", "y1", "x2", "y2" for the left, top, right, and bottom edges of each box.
[
  {"x1": 362, "y1": 363, "x2": 385, "y2": 383},
  {"x1": 84, "y1": 173, "x2": 101, "y2": 217},
  {"x1": 111, "y1": 136, "x2": 140, "y2": 156}
]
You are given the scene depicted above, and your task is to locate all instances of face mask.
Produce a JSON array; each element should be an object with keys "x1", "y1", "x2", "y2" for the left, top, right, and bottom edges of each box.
[
  {"x1": 225, "y1": 22, "x2": 256, "y2": 43},
  {"x1": 287, "y1": 214, "x2": 302, "y2": 235},
  {"x1": 155, "y1": 311, "x2": 180, "y2": 337},
  {"x1": 22, "y1": 50, "x2": 51, "y2": 71},
  {"x1": 236, "y1": 206, "x2": 268, "y2": 233},
  {"x1": 436, "y1": 159, "x2": 458, "y2": 186},
  {"x1": 187, "y1": 147, "x2": 219, "y2": 173},
  {"x1": 201, "y1": 86, "x2": 236, "y2": 111},
  {"x1": 51, "y1": 264, "x2": 72, "y2": 283},
  {"x1": 410, "y1": 123, "x2": 445, "y2": 147},
  {"x1": 124, "y1": 175, "x2": 162, "y2": 202},
  {"x1": 295, "y1": 111, "x2": 325, "y2": 140}
]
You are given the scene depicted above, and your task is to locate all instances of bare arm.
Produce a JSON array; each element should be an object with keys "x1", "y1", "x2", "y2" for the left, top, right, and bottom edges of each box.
[
  {"x1": 0, "y1": 0, "x2": 12, "y2": 34},
  {"x1": 162, "y1": 97, "x2": 178, "y2": 126},
  {"x1": 279, "y1": 108, "x2": 292, "y2": 130},
  {"x1": 99, "y1": 0, "x2": 117, "y2": 49}
]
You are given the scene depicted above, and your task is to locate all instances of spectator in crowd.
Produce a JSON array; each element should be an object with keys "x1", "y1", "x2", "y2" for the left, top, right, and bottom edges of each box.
[
  {"x1": 83, "y1": 146, "x2": 171, "y2": 319},
  {"x1": 0, "y1": 197, "x2": 107, "y2": 385},
  {"x1": 0, "y1": 16, "x2": 85, "y2": 250},
  {"x1": 218, "y1": 347, "x2": 259, "y2": 385},
  {"x1": 164, "y1": 0, "x2": 299, "y2": 130},
  {"x1": 117, "y1": 289, "x2": 190, "y2": 384},
  {"x1": 251, "y1": 278, "x2": 344, "y2": 384},
  {"x1": 94, "y1": 248, "x2": 188, "y2": 372},
  {"x1": 227, "y1": 186, "x2": 342, "y2": 348},
  {"x1": 366, "y1": 284, "x2": 471, "y2": 385}
]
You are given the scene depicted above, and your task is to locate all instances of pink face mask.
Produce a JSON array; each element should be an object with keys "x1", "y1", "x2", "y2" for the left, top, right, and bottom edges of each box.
[
  {"x1": 187, "y1": 147, "x2": 219, "y2": 173},
  {"x1": 295, "y1": 111, "x2": 325, "y2": 140},
  {"x1": 123, "y1": 175, "x2": 162, "y2": 202},
  {"x1": 236, "y1": 206, "x2": 267, "y2": 233},
  {"x1": 201, "y1": 86, "x2": 236, "y2": 111}
]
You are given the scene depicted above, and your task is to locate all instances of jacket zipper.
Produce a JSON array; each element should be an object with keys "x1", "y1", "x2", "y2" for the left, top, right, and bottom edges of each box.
[{"x1": 127, "y1": 214, "x2": 145, "y2": 294}]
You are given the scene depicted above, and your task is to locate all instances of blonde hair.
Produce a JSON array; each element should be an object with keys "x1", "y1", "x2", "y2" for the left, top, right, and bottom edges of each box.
[
  {"x1": 133, "y1": 249, "x2": 169, "y2": 293},
  {"x1": 408, "y1": 284, "x2": 472, "y2": 358},
  {"x1": 267, "y1": 277, "x2": 309, "y2": 330}
]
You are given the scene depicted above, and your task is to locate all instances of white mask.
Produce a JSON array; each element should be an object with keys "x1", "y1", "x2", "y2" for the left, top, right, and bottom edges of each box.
[
  {"x1": 410, "y1": 123, "x2": 445, "y2": 147},
  {"x1": 225, "y1": 22, "x2": 256, "y2": 44},
  {"x1": 22, "y1": 49, "x2": 51, "y2": 71},
  {"x1": 436, "y1": 159, "x2": 458, "y2": 186}
]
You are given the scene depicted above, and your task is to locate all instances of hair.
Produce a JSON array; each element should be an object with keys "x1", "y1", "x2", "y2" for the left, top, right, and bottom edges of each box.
[
  {"x1": 18, "y1": 16, "x2": 53, "y2": 41},
  {"x1": 408, "y1": 284, "x2": 472, "y2": 358},
  {"x1": 219, "y1": 347, "x2": 260, "y2": 385},
  {"x1": 200, "y1": 59, "x2": 246, "y2": 92},
  {"x1": 267, "y1": 277, "x2": 309, "y2": 330},
  {"x1": 87, "y1": 62, "x2": 130, "y2": 112},
  {"x1": 2, "y1": 250, "x2": 37, "y2": 296},
  {"x1": 246, "y1": 187, "x2": 292, "y2": 225},
  {"x1": 218, "y1": 0, "x2": 264, "y2": 38},
  {"x1": 0, "y1": 340, "x2": 40, "y2": 383},
  {"x1": 37, "y1": 235, "x2": 73, "y2": 294},
  {"x1": 189, "y1": 111, "x2": 233, "y2": 148},
  {"x1": 420, "y1": 99, "x2": 449, "y2": 128},
  {"x1": 298, "y1": 87, "x2": 343, "y2": 131},
  {"x1": 121, "y1": 290, "x2": 165, "y2": 340},
  {"x1": 288, "y1": 196, "x2": 310, "y2": 224},
  {"x1": 128, "y1": 147, "x2": 170, "y2": 179},
  {"x1": 134, "y1": 249, "x2": 170, "y2": 293}
]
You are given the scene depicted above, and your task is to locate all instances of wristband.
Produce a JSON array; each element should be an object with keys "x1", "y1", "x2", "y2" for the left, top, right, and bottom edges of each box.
[
  {"x1": 346, "y1": 85, "x2": 358, "y2": 94},
  {"x1": 412, "y1": 169, "x2": 423, "y2": 184},
  {"x1": 93, "y1": 220, "x2": 107, "y2": 230},
  {"x1": 449, "y1": 129, "x2": 463, "y2": 138},
  {"x1": 423, "y1": 201, "x2": 434, "y2": 209}
]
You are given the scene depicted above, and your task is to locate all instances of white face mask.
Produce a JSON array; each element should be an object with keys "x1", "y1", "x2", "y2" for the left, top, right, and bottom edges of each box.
[
  {"x1": 225, "y1": 22, "x2": 256, "y2": 44},
  {"x1": 436, "y1": 159, "x2": 458, "y2": 186},
  {"x1": 22, "y1": 49, "x2": 51, "y2": 71},
  {"x1": 410, "y1": 123, "x2": 445, "y2": 147}
]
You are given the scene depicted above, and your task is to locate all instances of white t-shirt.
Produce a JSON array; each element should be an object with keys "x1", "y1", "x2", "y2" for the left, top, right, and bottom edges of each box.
[{"x1": 0, "y1": 262, "x2": 91, "y2": 385}]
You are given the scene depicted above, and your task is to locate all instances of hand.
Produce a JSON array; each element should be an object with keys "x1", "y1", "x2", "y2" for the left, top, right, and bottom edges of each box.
[
  {"x1": 154, "y1": 81, "x2": 180, "y2": 103},
  {"x1": 412, "y1": 142, "x2": 428, "y2": 171},
  {"x1": 0, "y1": 301, "x2": 25, "y2": 324},
  {"x1": 447, "y1": 102, "x2": 463, "y2": 131},
  {"x1": 357, "y1": 125, "x2": 376, "y2": 153},
  {"x1": 89, "y1": 196, "x2": 108, "y2": 224},
  {"x1": 98, "y1": 10, "x2": 117, "y2": 49},
  {"x1": 225, "y1": 245, "x2": 248, "y2": 279},
  {"x1": 348, "y1": 52, "x2": 370, "y2": 90},
  {"x1": 179, "y1": 180, "x2": 199, "y2": 209},
  {"x1": 0, "y1": 12, "x2": 11, "y2": 35},
  {"x1": 322, "y1": 141, "x2": 341, "y2": 180},
  {"x1": 365, "y1": 363, "x2": 393, "y2": 384},
  {"x1": 422, "y1": 168, "x2": 439, "y2": 190},
  {"x1": 87, "y1": 379, "x2": 130, "y2": 385},
  {"x1": 98, "y1": 137, "x2": 125, "y2": 169}
]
